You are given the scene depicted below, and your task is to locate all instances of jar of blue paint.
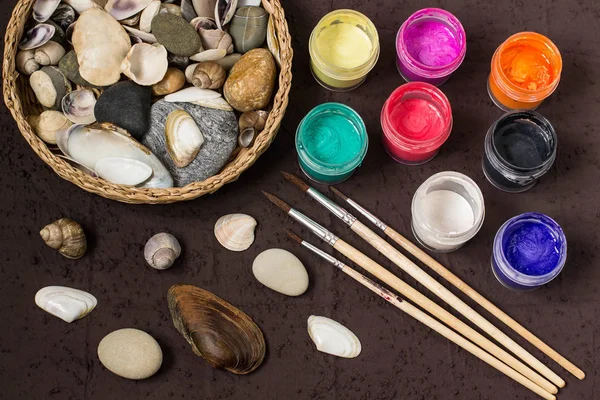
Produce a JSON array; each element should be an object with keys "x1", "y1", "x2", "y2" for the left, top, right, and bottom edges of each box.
[
  {"x1": 492, "y1": 212, "x2": 567, "y2": 291},
  {"x1": 295, "y1": 103, "x2": 369, "y2": 184}
]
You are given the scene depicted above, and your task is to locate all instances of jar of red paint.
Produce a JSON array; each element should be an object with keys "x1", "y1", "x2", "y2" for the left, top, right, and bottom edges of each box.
[{"x1": 380, "y1": 82, "x2": 453, "y2": 165}]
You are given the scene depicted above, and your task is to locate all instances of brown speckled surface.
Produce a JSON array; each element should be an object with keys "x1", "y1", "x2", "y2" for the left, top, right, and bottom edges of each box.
[{"x1": 1, "y1": 0, "x2": 598, "y2": 398}]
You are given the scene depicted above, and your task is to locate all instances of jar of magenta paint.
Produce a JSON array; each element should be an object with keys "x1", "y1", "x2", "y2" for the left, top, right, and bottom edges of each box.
[
  {"x1": 482, "y1": 110, "x2": 557, "y2": 193},
  {"x1": 396, "y1": 8, "x2": 467, "y2": 86},
  {"x1": 492, "y1": 213, "x2": 567, "y2": 291},
  {"x1": 381, "y1": 82, "x2": 452, "y2": 165},
  {"x1": 411, "y1": 171, "x2": 485, "y2": 253},
  {"x1": 309, "y1": 10, "x2": 380, "y2": 91},
  {"x1": 296, "y1": 103, "x2": 369, "y2": 184},
  {"x1": 488, "y1": 32, "x2": 562, "y2": 111}
]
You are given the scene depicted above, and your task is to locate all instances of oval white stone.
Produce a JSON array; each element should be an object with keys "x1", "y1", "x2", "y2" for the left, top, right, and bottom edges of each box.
[
  {"x1": 98, "y1": 328, "x2": 162, "y2": 380},
  {"x1": 252, "y1": 248, "x2": 309, "y2": 296}
]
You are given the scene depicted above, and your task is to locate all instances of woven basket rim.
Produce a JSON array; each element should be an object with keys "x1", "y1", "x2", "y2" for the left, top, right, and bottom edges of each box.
[{"x1": 2, "y1": 0, "x2": 293, "y2": 204}]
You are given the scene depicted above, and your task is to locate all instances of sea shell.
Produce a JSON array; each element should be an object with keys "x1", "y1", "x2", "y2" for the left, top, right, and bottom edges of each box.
[
  {"x1": 189, "y1": 48, "x2": 227, "y2": 62},
  {"x1": 144, "y1": 232, "x2": 181, "y2": 270},
  {"x1": 190, "y1": 16, "x2": 218, "y2": 31},
  {"x1": 184, "y1": 63, "x2": 199, "y2": 82},
  {"x1": 191, "y1": 61, "x2": 226, "y2": 89},
  {"x1": 94, "y1": 157, "x2": 153, "y2": 185},
  {"x1": 40, "y1": 218, "x2": 87, "y2": 259},
  {"x1": 35, "y1": 286, "x2": 97, "y2": 323},
  {"x1": 33, "y1": 40, "x2": 66, "y2": 65},
  {"x1": 307, "y1": 316, "x2": 362, "y2": 358},
  {"x1": 215, "y1": 0, "x2": 238, "y2": 29},
  {"x1": 197, "y1": 28, "x2": 233, "y2": 53},
  {"x1": 19, "y1": 24, "x2": 55, "y2": 50},
  {"x1": 120, "y1": 43, "x2": 168, "y2": 86},
  {"x1": 266, "y1": 14, "x2": 281, "y2": 67},
  {"x1": 62, "y1": 123, "x2": 173, "y2": 188},
  {"x1": 29, "y1": 110, "x2": 72, "y2": 144},
  {"x1": 167, "y1": 284, "x2": 266, "y2": 374},
  {"x1": 214, "y1": 213, "x2": 256, "y2": 251},
  {"x1": 164, "y1": 86, "x2": 221, "y2": 102},
  {"x1": 161, "y1": 3, "x2": 181, "y2": 16},
  {"x1": 105, "y1": 0, "x2": 153, "y2": 20},
  {"x1": 123, "y1": 25, "x2": 157, "y2": 43},
  {"x1": 16, "y1": 50, "x2": 40, "y2": 75},
  {"x1": 190, "y1": 96, "x2": 233, "y2": 111},
  {"x1": 65, "y1": 21, "x2": 76, "y2": 44},
  {"x1": 165, "y1": 110, "x2": 205, "y2": 168},
  {"x1": 62, "y1": 0, "x2": 100, "y2": 13},
  {"x1": 50, "y1": 4, "x2": 76, "y2": 30},
  {"x1": 139, "y1": 0, "x2": 161, "y2": 32},
  {"x1": 62, "y1": 90, "x2": 96, "y2": 124},
  {"x1": 57, "y1": 154, "x2": 99, "y2": 177},
  {"x1": 238, "y1": 127, "x2": 255, "y2": 148},
  {"x1": 192, "y1": 0, "x2": 216, "y2": 18},
  {"x1": 120, "y1": 12, "x2": 141, "y2": 26},
  {"x1": 238, "y1": 110, "x2": 267, "y2": 147},
  {"x1": 33, "y1": 0, "x2": 61, "y2": 22}
]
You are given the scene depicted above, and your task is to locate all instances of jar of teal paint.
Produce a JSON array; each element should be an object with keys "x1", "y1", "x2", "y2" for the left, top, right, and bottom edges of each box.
[{"x1": 295, "y1": 103, "x2": 369, "y2": 184}]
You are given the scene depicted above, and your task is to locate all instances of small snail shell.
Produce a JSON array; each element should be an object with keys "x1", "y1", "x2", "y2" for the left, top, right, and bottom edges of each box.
[
  {"x1": 16, "y1": 49, "x2": 40, "y2": 75},
  {"x1": 40, "y1": 218, "x2": 87, "y2": 259},
  {"x1": 34, "y1": 41, "x2": 66, "y2": 66},
  {"x1": 192, "y1": 61, "x2": 226, "y2": 90},
  {"x1": 238, "y1": 111, "x2": 268, "y2": 148},
  {"x1": 144, "y1": 233, "x2": 181, "y2": 270}
]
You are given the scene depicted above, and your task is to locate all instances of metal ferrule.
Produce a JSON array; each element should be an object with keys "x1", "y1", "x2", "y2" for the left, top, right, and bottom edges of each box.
[
  {"x1": 307, "y1": 188, "x2": 357, "y2": 226},
  {"x1": 289, "y1": 209, "x2": 339, "y2": 246},
  {"x1": 301, "y1": 241, "x2": 346, "y2": 271},
  {"x1": 347, "y1": 199, "x2": 388, "y2": 231}
]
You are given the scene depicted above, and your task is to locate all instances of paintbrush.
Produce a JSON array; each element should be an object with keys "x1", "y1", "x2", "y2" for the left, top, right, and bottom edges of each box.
[
  {"x1": 285, "y1": 229, "x2": 555, "y2": 400},
  {"x1": 262, "y1": 191, "x2": 557, "y2": 395},
  {"x1": 330, "y1": 186, "x2": 585, "y2": 381},
  {"x1": 280, "y1": 172, "x2": 564, "y2": 388}
]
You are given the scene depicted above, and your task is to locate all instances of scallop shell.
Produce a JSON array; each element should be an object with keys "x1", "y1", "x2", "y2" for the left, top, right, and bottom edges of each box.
[
  {"x1": 19, "y1": 24, "x2": 55, "y2": 50},
  {"x1": 167, "y1": 284, "x2": 266, "y2": 374},
  {"x1": 94, "y1": 157, "x2": 153, "y2": 186},
  {"x1": 144, "y1": 233, "x2": 181, "y2": 270},
  {"x1": 214, "y1": 0, "x2": 238, "y2": 29},
  {"x1": 29, "y1": 110, "x2": 73, "y2": 144},
  {"x1": 189, "y1": 48, "x2": 227, "y2": 62},
  {"x1": 35, "y1": 286, "x2": 97, "y2": 323},
  {"x1": 307, "y1": 316, "x2": 362, "y2": 358},
  {"x1": 62, "y1": 90, "x2": 96, "y2": 124},
  {"x1": 165, "y1": 110, "x2": 205, "y2": 168},
  {"x1": 139, "y1": 0, "x2": 161, "y2": 32},
  {"x1": 105, "y1": 0, "x2": 153, "y2": 20},
  {"x1": 120, "y1": 12, "x2": 141, "y2": 26},
  {"x1": 120, "y1": 43, "x2": 168, "y2": 86},
  {"x1": 164, "y1": 86, "x2": 221, "y2": 102},
  {"x1": 33, "y1": 0, "x2": 61, "y2": 22},
  {"x1": 190, "y1": 97, "x2": 233, "y2": 111},
  {"x1": 214, "y1": 213, "x2": 256, "y2": 251},
  {"x1": 123, "y1": 25, "x2": 158, "y2": 43},
  {"x1": 40, "y1": 218, "x2": 87, "y2": 259}
]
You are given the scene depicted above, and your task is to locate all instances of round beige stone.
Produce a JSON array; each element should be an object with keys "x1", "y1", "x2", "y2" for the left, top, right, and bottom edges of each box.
[
  {"x1": 97, "y1": 328, "x2": 162, "y2": 380},
  {"x1": 252, "y1": 248, "x2": 309, "y2": 296}
]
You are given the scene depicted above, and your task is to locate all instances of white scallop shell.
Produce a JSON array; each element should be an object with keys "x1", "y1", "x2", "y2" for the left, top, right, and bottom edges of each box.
[
  {"x1": 214, "y1": 213, "x2": 256, "y2": 251},
  {"x1": 123, "y1": 25, "x2": 158, "y2": 43},
  {"x1": 35, "y1": 286, "x2": 97, "y2": 323},
  {"x1": 189, "y1": 48, "x2": 227, "y2": 62},
  {"x1": 307, "y1": 315, "x2": 362, "y2": 358},
  {"x1": 94, "y1": 157, "x2": 153, "y2": 186},
  {"x1": 139, "y1": 0, "x2": 161, "y2": 32},
  {"x1": 120, "y1": 43, "x2": 168, "y2": 86},
  {"x1": 62, "y1": 90, "x2": 97, "y2": 124},
  {"x1": 105, "y1": 0, "x2": 153, "y2": 20}
]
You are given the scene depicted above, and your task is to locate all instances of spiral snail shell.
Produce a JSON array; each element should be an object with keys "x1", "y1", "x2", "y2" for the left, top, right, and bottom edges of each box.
[{"x1": 40, "y1": 218, "x2": 87, "y2": 259}]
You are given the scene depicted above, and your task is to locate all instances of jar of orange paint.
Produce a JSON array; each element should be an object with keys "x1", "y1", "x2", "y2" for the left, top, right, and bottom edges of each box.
[{"x1": 488, "y1": 32, "x2": 562, "y2": 111}]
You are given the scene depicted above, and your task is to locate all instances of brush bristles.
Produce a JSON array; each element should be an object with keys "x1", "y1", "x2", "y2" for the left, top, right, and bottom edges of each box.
[
  {"x1": 329, "y1": 186, "x2": 349, "y2": 201},
  {"x1": 281, "y1": 171, "x2": 310, "y2": 192},
  {"x1": 284, "y1": 229, "x2": 303, "y2": 245},
  {"x1": 261, "y1": 191, "x2": 292, "y2": 213}
]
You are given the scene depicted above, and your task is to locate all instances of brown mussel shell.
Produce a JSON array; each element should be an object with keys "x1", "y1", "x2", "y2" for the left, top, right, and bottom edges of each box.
[{"x1": 167, "y1": 284, "x2": 265, "y2": 374}]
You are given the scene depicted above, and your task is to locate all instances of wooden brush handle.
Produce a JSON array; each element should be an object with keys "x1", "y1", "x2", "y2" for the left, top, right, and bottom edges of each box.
[
  {"x1": 333, "y1": 239, "x2": 557, "y2": 395},
  {"x1": 385, "y1": 225, "x2": 585, "y2": 380},
  {"x1": 350, "y1": 220, "x2": 565, "y2": 388}
]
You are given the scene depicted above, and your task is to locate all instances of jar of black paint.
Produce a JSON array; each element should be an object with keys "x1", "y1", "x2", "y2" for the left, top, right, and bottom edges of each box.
[{"x1": 482, "y1": 110, "x2": 557, "y2": 193}]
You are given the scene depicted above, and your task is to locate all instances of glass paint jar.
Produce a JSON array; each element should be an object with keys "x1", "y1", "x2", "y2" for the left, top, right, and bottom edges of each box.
[
  {"x1": 309, "y1": 10, "x2": 380, "y2": 91},
  {"x1": 482, "y1": 110, "x2": 557, "y2": 193},
  {"x1": 296, "y1": 103, "x2": 369, "y2": 184},
  {"x1": 411, "y1": 171, "x2": 485, "y2": 253},
  {"x1": 381, "y1": 82, "x2": 452, "y2": 165},
  {"x1": 492, "y1": 213, "x2": 567, "y2": 291},
  {"x1": 488, "y1": 32, "x2": 562, "y2": 111},
  {"x1": 396, "y1": 8, "x2": 466, "y2": 86}
]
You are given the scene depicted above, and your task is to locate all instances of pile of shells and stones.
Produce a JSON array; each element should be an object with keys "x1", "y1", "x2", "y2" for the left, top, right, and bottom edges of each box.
[{"x1": 20, "y1": 0, "x2": 278, "y2": 188}]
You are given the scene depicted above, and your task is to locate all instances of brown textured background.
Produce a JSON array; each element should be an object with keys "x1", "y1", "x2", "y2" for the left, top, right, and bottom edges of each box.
[{"x1": 1, "y1": 0, "x2": 598, "y2": 398}]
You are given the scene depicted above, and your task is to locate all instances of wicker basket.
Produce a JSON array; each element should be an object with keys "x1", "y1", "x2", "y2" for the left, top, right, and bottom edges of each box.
[{"x1": 3, "y1": 0, "x2": 292, "y2": 204}]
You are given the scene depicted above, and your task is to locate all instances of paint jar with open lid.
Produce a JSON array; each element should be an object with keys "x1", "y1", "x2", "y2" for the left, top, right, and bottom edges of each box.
[
  {"x1": 492, "y1": 213, "x2": 567, "y2": 291},
  {"x1": 482, "y1": 110, "x2": 557, "y2": 193},
  {"x1": 295, "y1": 102, "x2": 369, "y2": 184},
  {"x1": 488, "y1": 32, "x2": 562, "y2": 111},
  {"x1": 396, "y1": 8, "x2": 467, "y2": 86},
  {"x1": 381, "y1": 82, "x2": 453, "y2": 165},
  {"x1": 309, "y1": 10, "x2": 380, "y2": 91},
  {"x1": 411, "y1": 171, "x2": 485, "y2": 253}
]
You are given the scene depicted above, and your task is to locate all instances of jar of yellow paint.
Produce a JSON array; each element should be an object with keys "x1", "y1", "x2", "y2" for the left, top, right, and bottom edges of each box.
[{"x1": 309, "y1": 10, "x2": 380, "y2": 91}]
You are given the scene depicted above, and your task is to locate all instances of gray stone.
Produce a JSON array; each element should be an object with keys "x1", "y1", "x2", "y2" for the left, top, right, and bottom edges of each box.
[
  {"x1": 94, "y1": 81, "x2": 152, "y2": 139},
  {"x1": 142, "y1": 100, "x2": 237, "y2": 187},
  {"x1": 151, "y1": 13, "x2": 202, "y2": 57},
  {"x1": 58, "y1": 51, "x2": 99, "y2": 88}
]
